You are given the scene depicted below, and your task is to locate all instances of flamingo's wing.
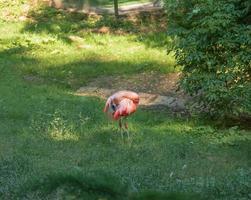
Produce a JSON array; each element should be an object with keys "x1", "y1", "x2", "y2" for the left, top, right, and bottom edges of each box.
[
  {"x1": 120, "y1": 91, "x2": 139, "y2": 105},
  {"x1": 113, "y1": 99, "x2": 136, "y2": 120}
]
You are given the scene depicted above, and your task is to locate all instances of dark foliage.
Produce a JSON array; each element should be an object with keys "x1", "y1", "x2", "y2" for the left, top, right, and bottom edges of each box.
[{"x1": 165, "y1": 0, "x2": 251, "y2": 118}]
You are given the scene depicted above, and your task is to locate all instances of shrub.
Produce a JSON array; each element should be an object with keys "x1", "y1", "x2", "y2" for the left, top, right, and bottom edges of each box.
[{"x1": 165, "y1": 0, "x2": 251, "y2": 117}]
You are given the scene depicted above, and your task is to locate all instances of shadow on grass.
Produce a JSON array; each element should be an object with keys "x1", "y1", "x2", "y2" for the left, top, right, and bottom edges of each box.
[
  {"x1": 0, "y1": 42, "x2": 174, "y2": 89},
  {"x1": 18, "y1": 170, "x2": 200, "y2": 200},
  {"x1": 21, "y1": 170, "x2": 129, "y2": 199},
  {"x1": 33, "y1": 58, "x2": 174, "y2": 89},
  {"x1": 23, "y1": 5, "x2": 169, "y2": 49}
]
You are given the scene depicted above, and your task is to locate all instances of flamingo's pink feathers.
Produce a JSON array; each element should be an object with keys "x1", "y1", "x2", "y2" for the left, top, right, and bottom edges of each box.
[
  {"x1": 118, "y1": 91, "x2": 139, "y2": 105},
  {"x1": 113, "y1": 99, "x2": 136, "y2": 120},
  {"x1": 103, "y1": 91, "x2": 139, "y2": 120}
]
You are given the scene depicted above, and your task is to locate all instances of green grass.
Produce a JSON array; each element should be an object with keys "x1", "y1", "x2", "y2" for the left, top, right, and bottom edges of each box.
[
  {"x1": 1, "y1": 65, "x2": 250, "y2": 199},
  {"x1": 0, "y1": 3, "x2": 251, "y2": 200}
]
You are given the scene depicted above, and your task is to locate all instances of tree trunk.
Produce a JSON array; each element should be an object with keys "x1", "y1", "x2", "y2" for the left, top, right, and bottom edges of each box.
[{"x1": 114, "y1": 0, "x2": 119, "y2": 18}]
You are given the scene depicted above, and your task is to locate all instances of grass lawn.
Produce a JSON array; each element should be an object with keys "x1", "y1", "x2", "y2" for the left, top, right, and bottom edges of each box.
[{"x1": 0, "y1": 2, "x2": 250, "y2": 200}]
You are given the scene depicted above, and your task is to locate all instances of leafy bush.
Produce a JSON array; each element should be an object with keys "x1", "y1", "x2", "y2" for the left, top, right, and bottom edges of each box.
[{"x1": 165, "y1": 0, "x2": 251, "y2": 117}]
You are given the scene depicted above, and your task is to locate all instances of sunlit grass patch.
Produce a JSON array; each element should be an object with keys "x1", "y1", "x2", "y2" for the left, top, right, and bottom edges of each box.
[{"x1": 49, "y1": 127, "x2": 80, "y2": 141}]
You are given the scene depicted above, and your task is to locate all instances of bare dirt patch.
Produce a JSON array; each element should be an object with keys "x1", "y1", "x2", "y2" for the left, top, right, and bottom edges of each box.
[
  {"x1": 76, "y1": 72, "x2": 191, "y2": 112},
  {"x1": 87, "y1": 72, "x2": 182, "y2": 96}
]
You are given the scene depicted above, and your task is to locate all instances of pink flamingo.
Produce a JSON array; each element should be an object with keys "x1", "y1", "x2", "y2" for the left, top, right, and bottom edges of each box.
[{"x1": 103, "y1": 91, "x2": 139, "y2": 138}]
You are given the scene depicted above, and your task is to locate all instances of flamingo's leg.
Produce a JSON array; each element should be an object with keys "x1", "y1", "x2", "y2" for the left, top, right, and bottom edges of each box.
[
  {"x1": 111, "y1": 117, "x2": 116, "y2": 131},
  {"x1": 119, "y1": 118, "x2": 123, "y2": 139},
  {"x1": 124, "y1": 118, "x2": 130, "y2": 139}
]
